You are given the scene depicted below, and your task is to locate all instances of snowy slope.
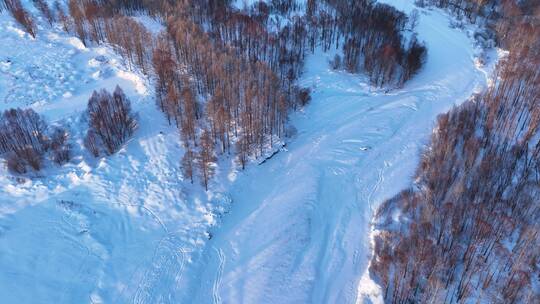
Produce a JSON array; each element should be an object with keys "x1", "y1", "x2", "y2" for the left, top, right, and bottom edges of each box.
[
  {"x1": 0, "y1": 0, "x2": 497, "y2": 303},
  {"x1": 183, "y1": 1, "x2": 497, "y2": 303},
  {"x1": 0, "y1": 6, "x2": 224, "y2": 304}
]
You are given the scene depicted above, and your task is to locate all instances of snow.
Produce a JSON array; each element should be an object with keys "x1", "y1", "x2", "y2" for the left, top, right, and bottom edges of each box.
[
  {"x1": 232, "y1": 0, "x2": 255, "y2": 10},
  {"x1": 131, "y1": 14, "x2": 165, "y2": 34},
  {"x1": 0, "y1": 0, "x2": 497, "y2": 303},
  {"x1": 0, "y1": 5, "x2": 225, "y2": 303}
]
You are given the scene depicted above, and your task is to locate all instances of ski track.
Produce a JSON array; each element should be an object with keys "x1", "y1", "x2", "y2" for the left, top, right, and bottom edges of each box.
[
  {"x1": 212, "y1": 247, "x2": 225, "y2": 304},
  {"x1": 132, "y1": 235, "x2": 186, "y2": 304}
]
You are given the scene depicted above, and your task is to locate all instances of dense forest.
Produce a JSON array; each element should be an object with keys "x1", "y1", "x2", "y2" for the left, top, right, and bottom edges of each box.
[
  {"x1": 371, "y1": 1, "x2": 540, "y2": 303},
  {"x1": 1, "y1": 0, "x2": 427, "y2": 190}
]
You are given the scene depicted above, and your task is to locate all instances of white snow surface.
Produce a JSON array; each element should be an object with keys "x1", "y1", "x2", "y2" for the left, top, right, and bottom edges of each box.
[
  {"x1": 0, "y1": 0, "x2": 496, "y2": 303},
  {"x1": 0, "y1": 5, "x2": 224, "y2": 304}
]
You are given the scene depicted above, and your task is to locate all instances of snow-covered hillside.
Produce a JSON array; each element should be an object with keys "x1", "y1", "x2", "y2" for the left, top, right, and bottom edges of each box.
[
  {"x1": 0, "y1": 4, "x2": 225, "y2": 303},
  {"x1": 0, "y1": 0, "x2": 496, "y2": 303}
]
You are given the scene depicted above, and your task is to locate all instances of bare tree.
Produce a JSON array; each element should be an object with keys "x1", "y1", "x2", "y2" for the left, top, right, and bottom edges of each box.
[
  {"x1": 181, "y1": 146, "x2": 195, "y2": 184},
  {"x1": 5, "y1": 0, "x2": 37, "y2": 37},
  {"x1": 197, "y1": 129, "x2": 216, "y2": 191},
  {"x1": 32, "y1": 0, "x2": 54, "y2": 25},
  {"x1": 85, "y1": 86, "x2": 137, "y2": 156}
]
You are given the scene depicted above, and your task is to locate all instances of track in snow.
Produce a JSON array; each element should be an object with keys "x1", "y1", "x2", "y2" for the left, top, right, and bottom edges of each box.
[
  {"x1": 212, "y1": 247, "x2": 225, "y2": 304},
  {"x1": 132, "y1": 236, "x2": 186, "y2": 304}
]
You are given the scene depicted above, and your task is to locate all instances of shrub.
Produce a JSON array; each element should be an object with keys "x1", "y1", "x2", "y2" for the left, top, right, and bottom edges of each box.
[
  {"x1": 49, "y1": 127, "x2": 71, "y2": 164},
  {"x1": 330, "y1": 54, "x2": 342, "y2": 70},
  {"x1": 298, "y1": 87, "x2": 312, "y2": 106},
  {"x1": 6, "y1": 152, "x2": 27, "y2": 174}
]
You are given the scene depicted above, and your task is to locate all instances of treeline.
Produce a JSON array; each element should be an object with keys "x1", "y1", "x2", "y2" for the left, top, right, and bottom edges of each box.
[
  {"x1": 25, "y1": 0, "x2": 426, "y2": 188},
  {"x1": 370, "y1": 17, "x2": 540, "y2": 304},
  {"x1": 418, "y1": 0, "x2": 539, "y2": 48},
  {"x1": 324, "y1": 0, "x2": 427, "y2": 86},
  {"x1": 208, "y1": 0, "x2": 427, "y2": 87},
  {"x1": 7, "y1": 0, "x2": 427, "y2": 88},
  {"x1": 50, "y1": 0, "x2": 305, "y2": 189},
  {"x1": 416, "y1": 0, "x2": 499, "y2": 24},
  {"x1": 160, "y1": 2, "x2": 297, "y2": 189}
]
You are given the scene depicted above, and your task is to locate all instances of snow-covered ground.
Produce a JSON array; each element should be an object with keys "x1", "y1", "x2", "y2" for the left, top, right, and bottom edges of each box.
[
  {"x1": 0, "y1": 0, "x2": 496, "y2": 303},
  {"x1": 0, "y1": 5, "x2": 223, "y2": 304}
]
